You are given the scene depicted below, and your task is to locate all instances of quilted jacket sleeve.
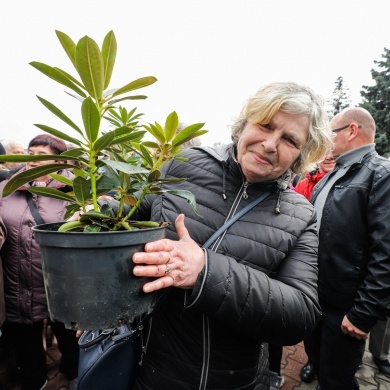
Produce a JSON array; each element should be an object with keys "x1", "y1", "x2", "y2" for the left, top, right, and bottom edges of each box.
[{"x1": 185, "y1": 209, "x2": 320, "y2": 346}]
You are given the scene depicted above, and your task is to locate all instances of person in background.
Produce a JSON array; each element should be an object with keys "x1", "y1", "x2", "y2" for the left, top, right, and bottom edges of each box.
[
  {"x1": 295, "y1": 154, "x2": 335, "y2": 200},
  {"x1": 294, "y1": 153, "x2": 336, "y2": 383},
  {"x1": 0, "y1": 215, "x2": 6, "y2": 390},
  {"x1": 369, "y1": 318, "x2": 390, "y2": 377},
  {"x1": 306, "y1": 107, "x2": 390, "y2": 389},
  {"x1": 0, "y1": 140, "x2": 25, "y2": 182},
  {"x1": 2, "y1": 140, "x2": 25, "y2": 170},
  {"x1": 0, "y1": 143, "x2": 10, "y2": 183},
  {"x1": 129, "y1": 82, "x2": 333, "y2": 389},
  {"x1": 0, "y1": 134, "x2": 79, "y2": 390}
]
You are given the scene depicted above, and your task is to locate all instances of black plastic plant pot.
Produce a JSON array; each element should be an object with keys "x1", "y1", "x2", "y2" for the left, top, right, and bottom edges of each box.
[{"x1": 33, "y1": 222, "x2": 166, "y2": 330}]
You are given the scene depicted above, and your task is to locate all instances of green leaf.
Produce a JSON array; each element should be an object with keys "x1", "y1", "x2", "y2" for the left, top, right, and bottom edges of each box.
[
  {"x1": 2, "y1": 164, "x2": 74, "y2": 196},
  {"x1": 55, "y1": 30, "x2": 77, "y2": 68},
  {"x1": 101, "y1": 31, "x2": 117, "y2": 89},
  {"x1": 107, "y1": 95, "x2": 148, "y2": 105},
  {"x1": 0, "y1": 154, "x2": 75, "y2": 163},
  {"x1": 143, "y1": 123, "x2": 165, "y2": 144},
  {"x1": 165, "y1": 189, "x2": 198, "y2": 213},
  {"x1": 50, "y1": 173, "x2": 74, "y2": 186},
  {"x1": 64, "y1": 204, "x2": 83, "y2": 220},
  {"x1": 94, "y1": 131, "x2": 115, "y2": 152},
  {"x1": 148, "y1": 170, "x2": 161, "y2": 182},
  {"x1": 54, "y1": 68, "x2": 85, "y2": 90},
  {"x1": 58, "y1": 221, "x2": 86, "y2": 232},
  {"x1": 80, "y1": 210, "x2": 114, "y2": 221},
  {"x1": 82, "y1": 97, "x2": 101, "y2": 142},
  {"x1": 100, "y1": 204, "x2": 116, "y2": 217},
  {"x1": 34, "y1": 124, "x2": 83, "y2": 146},
  {"x1": 142, "y1": 141, "x2": 160, "y2": 149},
  {"x1": 61, "y1": 148, "x2": 86, "y2": 158},
  {"x1": 73, "y1": 167, "x2": 88, "y2": 178},
  {"x1": 172, "y1": 123, "x2": 207, "y2": 146},
  {"x1": 73, "y1": 176, "x2": 91, "y2": 205},
  {"x1": 139, "y1": 144, "x2": 154, "y2": 168},
  {"x1": 30, "y1": 62, "x2": 87, "y2": 98},
  {"x1": 111, "y1": 76, "x2": 157, "y2": 98},
  {"x1": 175, "y1": 130, "x2": 208, "y2": 148},
  {"x1": 96, "y1": 172, "x2": 120, "y2": 192},
  {"x1": 109, "y1": 131, "x2": 146, "y2": 146},
  {"x1": 28, "y1": 187, "x2": 76, "y2": 203},
  {"x1": 36, "y1": 96, "x2": 83, "y2": 136},
  {"x1": 75, "y1": 36, "x2": 104, "y2": 101},
  {"x1": 84, "y1": 225, "x2": 102, "y2": 232},
  {"x1": 164, "y1": 111, "x2": 179, "y2": 142},
  {"x1": 103, "y1": 160, "x2": 149, "y2": 175}
]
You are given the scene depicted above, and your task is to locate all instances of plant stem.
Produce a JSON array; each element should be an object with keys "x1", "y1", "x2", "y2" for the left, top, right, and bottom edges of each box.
[
  {"x1": 89, "y1": 151, "x2": 99, "y2": 212},
  {"x1": 122, "y1": 185, "x2": 150, "y2": 223}
]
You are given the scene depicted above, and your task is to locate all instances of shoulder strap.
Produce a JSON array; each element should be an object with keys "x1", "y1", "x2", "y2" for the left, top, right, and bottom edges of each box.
[
  {"x1": 203, "y1": 191, "x2": 271, "y2": 249},
  {"x1": 24, "y1": 191, "x2": 44, "y2": 225}
]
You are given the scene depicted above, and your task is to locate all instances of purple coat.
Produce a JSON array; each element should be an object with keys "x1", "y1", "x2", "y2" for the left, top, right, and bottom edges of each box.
[{"x1": 0, "y1": 169, "x2": 74, "y2": 324}]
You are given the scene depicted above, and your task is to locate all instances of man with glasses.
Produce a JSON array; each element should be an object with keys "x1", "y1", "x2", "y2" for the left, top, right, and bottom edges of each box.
[{"x1": 305, "y1": 107, "x2": 390, "y2": 389}]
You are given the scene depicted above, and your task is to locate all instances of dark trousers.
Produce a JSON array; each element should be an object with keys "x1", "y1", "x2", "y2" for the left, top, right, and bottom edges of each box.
[
  {"x1": 268, "y1": 344, "x2": 283, "y2": 375},
  {"x1": 2, "y1": 320, "x2": 79, "y2": 390},
  {"x1": 304, "y1": 303, "x2": 365, "y2": 390}
]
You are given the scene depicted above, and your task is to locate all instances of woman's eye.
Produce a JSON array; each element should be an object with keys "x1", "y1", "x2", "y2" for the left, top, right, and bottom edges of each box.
[
  {"x1": 284, "y1": 137, "x2": 297, "y2": 148},
  {"x1": 260, "y1": 124, "x2": 271, "y2": 130}
]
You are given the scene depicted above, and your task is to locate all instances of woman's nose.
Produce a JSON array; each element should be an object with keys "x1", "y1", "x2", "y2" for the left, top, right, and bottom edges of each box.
[{"x1": 261, "y1": 135, "x2": 278, "y2": 152}]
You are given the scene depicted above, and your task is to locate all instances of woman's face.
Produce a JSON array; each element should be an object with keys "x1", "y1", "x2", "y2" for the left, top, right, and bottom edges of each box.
[
  {"x1": 318, "y1": 154, "x2": 335, "y2": 174},
  {"x1": 236, "y1": 111, "x2": 309, "y2": 183},
  {"x1": 26, "y1": 144, "x2": 57, "y2": 182}
]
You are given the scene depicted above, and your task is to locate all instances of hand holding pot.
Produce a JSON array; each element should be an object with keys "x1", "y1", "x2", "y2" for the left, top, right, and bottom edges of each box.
[{"x1": 132, "y1": 214, "x2": 205, "y2": 293}]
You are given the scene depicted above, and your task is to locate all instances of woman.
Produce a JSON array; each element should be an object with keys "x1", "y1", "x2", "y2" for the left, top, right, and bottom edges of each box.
[
  {"x1": 295, "y1": 154, "x2": 335, "y2": 200},
  {"x1": 0, "y1": 134, "x2": 79, "y2": 390},
  {"x1": 131, "y1": 82, "x2": 333, "y2": 389}
]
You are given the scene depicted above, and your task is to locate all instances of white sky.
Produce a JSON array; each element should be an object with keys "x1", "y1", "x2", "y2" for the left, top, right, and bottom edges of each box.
[{"x1": 2, "y1": 0, "x2": 390, "y2": 148}]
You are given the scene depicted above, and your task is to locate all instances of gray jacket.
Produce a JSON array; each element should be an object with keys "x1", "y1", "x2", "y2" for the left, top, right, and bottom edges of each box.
[
  {"x1": 133, "y1": 145, "x2": 321, "y2": 390},
  {"x1": 0, "y1": 169, "x2": 74, "y2": 324}
]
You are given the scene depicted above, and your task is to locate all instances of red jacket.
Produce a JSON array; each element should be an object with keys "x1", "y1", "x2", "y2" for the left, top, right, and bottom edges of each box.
[{"x1": 295, "y1": 170, "x2": 326, "y2": 200}]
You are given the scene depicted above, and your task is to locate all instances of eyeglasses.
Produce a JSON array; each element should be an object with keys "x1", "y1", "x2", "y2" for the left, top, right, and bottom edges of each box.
[
  {"x1": 332, "y1": 124, "x2": 350, "y2": 133},
  {"x1": 332, "y1": 123, "x2": 362, "y2": 133}
]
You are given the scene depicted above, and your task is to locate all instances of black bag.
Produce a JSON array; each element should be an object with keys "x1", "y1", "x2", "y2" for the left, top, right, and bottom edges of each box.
[{"x1": 78, "y1": 324, "x2": 141, "y2": 389}]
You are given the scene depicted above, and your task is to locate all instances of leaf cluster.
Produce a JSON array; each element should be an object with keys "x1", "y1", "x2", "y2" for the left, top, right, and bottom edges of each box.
[{"x1": 1, "y1": 31, "x2": 207, "y2": 231}]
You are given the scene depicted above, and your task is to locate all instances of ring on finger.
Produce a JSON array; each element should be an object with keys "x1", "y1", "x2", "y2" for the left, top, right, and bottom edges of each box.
[
  {"x1": 166, "y1": 252, "x2": 172, "y2": 264},
  {"x1": 165, "y1": 265, "x2": 171, "y2": 275}
]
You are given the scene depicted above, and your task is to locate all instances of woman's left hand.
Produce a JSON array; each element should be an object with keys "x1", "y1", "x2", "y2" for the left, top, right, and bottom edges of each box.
[{"x1": 132, "y1": 214, "x2": 205, "y2": 293}]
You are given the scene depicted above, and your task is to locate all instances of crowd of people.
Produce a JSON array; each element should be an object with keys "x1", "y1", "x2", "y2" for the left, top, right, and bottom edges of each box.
[{"x1": 0, "y1": 81, "x2": 388, "y2": 390}]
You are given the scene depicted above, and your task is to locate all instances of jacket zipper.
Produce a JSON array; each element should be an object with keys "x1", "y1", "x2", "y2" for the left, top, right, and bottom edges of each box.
[
  {"x1": 198, "y1": 316, "x2": 210, "y2": 390},
  {"x1": 198, "y1": 182, "x2": 248, "y2": 388},
  {"x1": 243, "y1": 181, "x2": 249, "y2": 199}
]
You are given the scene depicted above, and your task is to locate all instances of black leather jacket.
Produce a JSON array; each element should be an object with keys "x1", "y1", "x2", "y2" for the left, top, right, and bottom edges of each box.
[
  {"x1": 311, "y1": 146, "x2": 390, "y2": 332},
  {"x1": 133, "y1": 145, "x2": 321, "y2": 390}
]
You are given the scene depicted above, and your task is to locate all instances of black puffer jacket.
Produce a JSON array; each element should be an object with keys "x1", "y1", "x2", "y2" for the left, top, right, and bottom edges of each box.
[
  {"x1": 133, "y1": 145, "x2": 321, "y2": 390},
  {"x1": 310, "y1": 147, "x2": 390, "y2": 332}
]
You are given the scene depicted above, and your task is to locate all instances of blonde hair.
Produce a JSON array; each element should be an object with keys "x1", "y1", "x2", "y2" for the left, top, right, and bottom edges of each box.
[{"x1": 230, "y1": 82, "x2": 333, "y2": 174}]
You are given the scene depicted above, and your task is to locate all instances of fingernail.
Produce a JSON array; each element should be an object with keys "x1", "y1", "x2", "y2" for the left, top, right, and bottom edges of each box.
[{"x1": 133, "y1": 267, "x2": 141, "y2": 276}]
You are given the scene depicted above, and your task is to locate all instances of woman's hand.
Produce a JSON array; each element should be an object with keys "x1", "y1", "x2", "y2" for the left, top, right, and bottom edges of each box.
[{"x1": 132, "y1": 214, "x2": 205, "y2": 293}]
